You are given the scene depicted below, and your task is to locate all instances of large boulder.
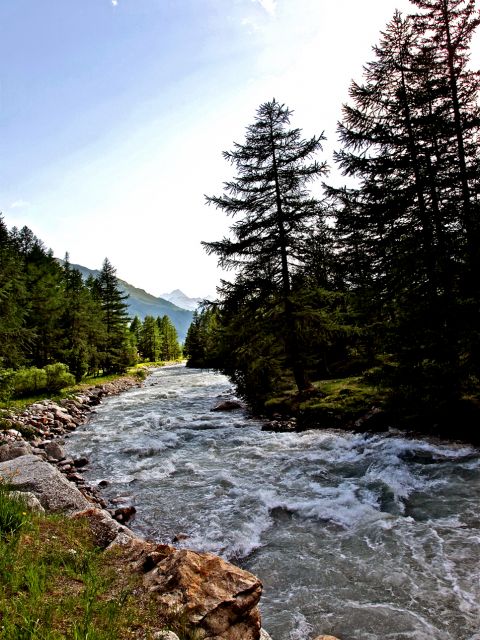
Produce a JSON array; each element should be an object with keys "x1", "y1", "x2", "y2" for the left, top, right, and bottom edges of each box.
[
  {"x1": 0, "y1": 454, "x2": 91, "y2": 514},
  {"x1": 145, "y1": 548, "x2": 262, "y2": 640}
]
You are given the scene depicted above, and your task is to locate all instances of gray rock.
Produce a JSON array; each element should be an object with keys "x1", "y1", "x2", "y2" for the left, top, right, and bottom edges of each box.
[
  {"x1": 0, "y1": 441, "x2": 33, "y2": 462},
  {"x1": 152, "y1": 632, "x2": 180, "y2": 640},
  {"x1": 0, "y1": 454, "x2": 91, "y2": 514},
  {"x1": 71, "y1": 507, "x2": 135, "y2": 548},
  {"x1": 44, "y1": 441, "x2": 65, "y2": 460},
  {"x1": 211, "y1": 399, "x2": 243, "y2": 412},
  {"x1": 8, "y1": 490, "x2": 45, "y2": 513}
]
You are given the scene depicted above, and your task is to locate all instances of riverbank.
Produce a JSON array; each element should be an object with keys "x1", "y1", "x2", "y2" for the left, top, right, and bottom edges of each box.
[
  {"x1": 260, "y1": 375, "x2": 480, "y2": 446},
  {"x1": 0, "y1": 376, "x2": 143, "y2": 509}
]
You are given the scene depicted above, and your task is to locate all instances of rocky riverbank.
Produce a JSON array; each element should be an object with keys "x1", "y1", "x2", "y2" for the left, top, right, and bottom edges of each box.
[{"x1": 0, "y1": 377, "x2": 142, "y2": 511}]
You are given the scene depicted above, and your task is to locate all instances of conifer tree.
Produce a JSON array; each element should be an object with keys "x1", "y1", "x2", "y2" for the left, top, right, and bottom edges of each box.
[
  {"x1": 204, "y1": 99, "x2": 328, "y2": 393},
  {"x1": 96, "y1": 258, "x2": 132, "y2": 373},
  {"x1": 157, "y1": 315, "x2": 181, "y2": 361},
  {"x1": 0, "y1": 216, "x2": 29, "y2": 367},
  {"x1": 331, "y1": 5, "x2": 480, "y2": 407},
  {"x1": 139, "y1": 316, "x2": 161, "y2": 361},
  {"x1": 60, "y1": 259, "x2": 105, "y2": 381}
]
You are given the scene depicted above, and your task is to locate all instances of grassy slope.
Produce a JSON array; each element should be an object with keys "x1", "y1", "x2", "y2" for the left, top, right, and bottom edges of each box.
[
  {"x1": 0, "y1": 484, "x2": 197, "y2": 640},
  {"x1": 264, "y1": 375, "x2": 385, "y2": 428}
]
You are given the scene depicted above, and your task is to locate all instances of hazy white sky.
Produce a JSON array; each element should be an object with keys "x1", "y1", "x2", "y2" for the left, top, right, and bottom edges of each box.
[{"x1": 1, "y1": 0, "x2": 478, "y2": 297}]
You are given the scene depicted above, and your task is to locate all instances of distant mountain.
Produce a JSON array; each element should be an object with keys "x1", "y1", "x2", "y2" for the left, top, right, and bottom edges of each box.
[
  {"x1": 160, "y1": 289, "x2": 204, "y2": 311},
  {"x1": 68, "y1": 263, "x2": 194, "y2": 342}
]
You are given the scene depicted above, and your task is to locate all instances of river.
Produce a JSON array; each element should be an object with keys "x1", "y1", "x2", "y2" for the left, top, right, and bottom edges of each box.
[{"x1": 66, "y1": 365, "x2": 480, "y2": 640}]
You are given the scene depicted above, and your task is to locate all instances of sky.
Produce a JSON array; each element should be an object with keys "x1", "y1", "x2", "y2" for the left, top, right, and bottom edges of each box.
[{"x1": 1, "y1": 0, "x2": 479, "y2": 298}]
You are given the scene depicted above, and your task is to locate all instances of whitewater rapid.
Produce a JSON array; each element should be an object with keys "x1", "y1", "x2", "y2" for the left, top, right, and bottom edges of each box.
[{"x1": 66, "y1": 365, "x2": 480, "y2": 640}]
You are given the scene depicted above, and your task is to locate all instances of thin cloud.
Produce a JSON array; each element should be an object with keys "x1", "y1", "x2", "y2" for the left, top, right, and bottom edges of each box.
[
  {"x1": 111, "y1": 0, "x2": 118, "y2": 6},
  {"x1": 255, "y1": 0, "x2": 276, "y2": 16},
  {"x1": 10, "y1": 199, "x2": 30, "y2": 209}
]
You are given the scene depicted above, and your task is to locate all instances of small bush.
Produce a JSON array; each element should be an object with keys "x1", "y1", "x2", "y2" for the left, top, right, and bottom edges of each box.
[
  {"x1": 0, "y1": 369, "x2": 16, "y2": 402},
  {"x1": 1, "y1": 364, "x2": 76, "y2": 400},
  {"x1": 132, "y1": 368, "x2": 148, "y2": 381},
  {"x1": 44, "y1": 363, "x2": 75, "y2": 392},
  {"x1": 12, "y1": 367, "x2": 47, "y2": 397}
]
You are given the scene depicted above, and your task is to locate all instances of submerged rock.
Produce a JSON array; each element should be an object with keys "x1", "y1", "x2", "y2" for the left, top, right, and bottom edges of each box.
[{"x1": 211, "y1": 400, "x2": 243, "y2": 412}]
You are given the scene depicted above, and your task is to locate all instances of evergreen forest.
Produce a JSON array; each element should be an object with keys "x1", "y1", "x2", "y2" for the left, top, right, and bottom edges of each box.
[
  {"x1": 0, "y1": 219, "x2": 181, "y2": 402},
  {"x1": 184, "y1": 0, "x2": 480, "y2": 442}
]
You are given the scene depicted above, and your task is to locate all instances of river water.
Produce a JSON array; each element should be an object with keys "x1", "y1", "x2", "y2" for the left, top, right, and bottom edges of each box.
[{"x1": 66, "y1": 365, "x2": 480, "y2": 640}]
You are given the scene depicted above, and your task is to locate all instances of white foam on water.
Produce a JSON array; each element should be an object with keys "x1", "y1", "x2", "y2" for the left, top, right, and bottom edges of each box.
[{"x1": 288, "y1": 610, "x2": 314, "y2": 640}]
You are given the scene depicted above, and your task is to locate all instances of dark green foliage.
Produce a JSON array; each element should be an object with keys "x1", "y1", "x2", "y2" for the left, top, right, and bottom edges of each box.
[
  {"x1": 193, "y1": 4, "x2": 480, "y2": 434},
  {"x1": 139, "y1": 315, "x2": 161, "y2": 361},
  {"x1": 60, "y1": 259, "x2": 105, "y2": 381},
  {"x1": 203, "y1": 99, "x2": 330, "y2": 395},
  {"x1": 185, "y1": 307, "x2": 221, "y2": 369},
  {"x1": 328, "y1": 2, "x2": 480, "y2": 413},
  {"x1": 95, "y1": 259, "x2": 135, "y2": 374},
  {"x1": 0, "y1": 219, "x2": 137, "y2": 387},
  {"x1": 157, "y1": 315, "x2": 181, "y2": 361},
  {"x1": 0, "y1": 217, "x2": 30, "y2": 368}
]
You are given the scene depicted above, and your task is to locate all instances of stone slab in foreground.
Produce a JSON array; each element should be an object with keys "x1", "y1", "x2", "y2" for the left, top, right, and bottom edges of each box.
[{"x1": 0, "y1": 454, "x2": 91, "y2": 513}]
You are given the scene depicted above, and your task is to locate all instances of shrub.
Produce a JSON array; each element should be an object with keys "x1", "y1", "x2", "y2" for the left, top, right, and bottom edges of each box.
[
  {"x1": 0, "y1": 369, "x2": 15, "y2": 402},
  {"x1": 12, "y1": 367, "x2": 47, "y2": 397},
  {"x1": 44, "y1": 363, "x2": 75, "y2": 392}
]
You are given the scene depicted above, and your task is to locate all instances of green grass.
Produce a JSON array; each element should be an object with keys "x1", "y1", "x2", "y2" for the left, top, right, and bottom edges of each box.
[
  {"x1": 0, "y1": 481, "x2": 196, "y2": 640},
  {"x1": 264, "y1": 374, "x2": 384, "y2": 426}
]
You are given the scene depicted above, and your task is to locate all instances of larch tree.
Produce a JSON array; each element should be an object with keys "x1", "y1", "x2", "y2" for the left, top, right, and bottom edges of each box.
[{"x1": 203, "y1": 99, "x2": 328, "y2": 393}]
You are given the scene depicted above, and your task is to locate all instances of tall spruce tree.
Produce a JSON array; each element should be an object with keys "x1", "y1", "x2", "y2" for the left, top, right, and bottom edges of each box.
[
  {"x1": 139, "y1": 316, "x2": 162, "y2": 361},
  {"x1": 60, "y1": 258, "x2": 105, "y2": 381},
  {"x1": 204, "y1": 99, "x2": 328, "y2": 393},
  {"x1": 96, "y1": 258, "x2": 132, "y2": 373},
  {"x1": 157, "y1": 315, "x2": 181, "y2": 361},
  {"x1": 331, "y1": 6, "x2": 480, "y2": 409}
]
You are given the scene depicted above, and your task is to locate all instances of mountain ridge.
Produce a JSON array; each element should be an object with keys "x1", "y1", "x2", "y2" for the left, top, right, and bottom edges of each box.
[
  {"x1": 68, "y1": 263, "x2": 194, "y2": 342},
  {"x1": 160, "y1": 289, "x2": 205, "y2": 311}
]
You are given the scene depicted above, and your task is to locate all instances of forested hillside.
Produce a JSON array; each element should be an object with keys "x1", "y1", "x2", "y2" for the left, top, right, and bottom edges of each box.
[
  {"x1": 0, "y1": 220, "x2": 182, "y2": 401},
  {"x1": 185, "y1": 0, "x2": 480, "y2": 442}
]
